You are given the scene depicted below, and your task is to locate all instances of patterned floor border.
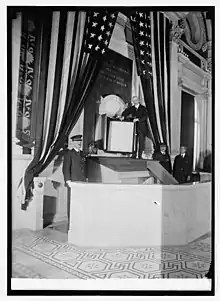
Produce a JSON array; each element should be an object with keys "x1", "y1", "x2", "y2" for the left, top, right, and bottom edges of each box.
[{"x1": 12, "y1": 230, "x2": 211, "y2": 279}]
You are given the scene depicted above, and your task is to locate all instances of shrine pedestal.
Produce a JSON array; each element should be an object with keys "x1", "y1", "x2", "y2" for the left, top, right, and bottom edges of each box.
[{"x1": 68, "y1": 181, "x2": 211, "y2": 247}]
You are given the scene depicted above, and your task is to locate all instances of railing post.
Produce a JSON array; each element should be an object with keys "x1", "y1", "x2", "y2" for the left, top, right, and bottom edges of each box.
[{"x1": 27, "y1": 177, "x2": 46, "y2": 231}]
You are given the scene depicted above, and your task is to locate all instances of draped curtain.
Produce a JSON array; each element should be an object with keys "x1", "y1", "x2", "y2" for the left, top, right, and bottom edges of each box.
[
  {"x1": 129, "y1": 11, "x2": 171, "y2": 150},
  {"x1": 19, "y1": 9, "x2": 118, "y2": 208},
  {"x1": 150, "y1": 11, "x2": 171, "y2": 150}
]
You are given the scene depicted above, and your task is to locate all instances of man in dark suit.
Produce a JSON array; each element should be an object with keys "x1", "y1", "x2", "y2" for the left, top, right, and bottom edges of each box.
[
  {"x1": 121, "y1": 96, "x2": 148, "y2": 158},
  {"x1": 62, "y1": 134, "x2": 86, "y2": 223},
  {"x1": 173, "y1": 146, "x2": 192, "y2": 184},
  {"x1": 153, "y1": 143, "x2": 172, "y2": 174}
]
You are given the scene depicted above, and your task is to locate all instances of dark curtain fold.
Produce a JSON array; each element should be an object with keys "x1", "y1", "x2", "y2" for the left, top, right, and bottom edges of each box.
[
  {"x1": 152, "y1": 12, "x2": 171, "y2": 148},
  {"x1": 165, "y1": 17, "x2": 171, "y2": 148},
  {"x1": 20, "y1": 10, "x2": 118, "y2": 208},
  {"x1": 33, "y1": 11, "x2": 53, "y2": 157},
  {"x1": 140, "y1": 76, "x2": 160, "y2": 144},
  {"x1": 23, "y1": 59, "x2": 101, "y2": 209},
  {"x1": 153, "y1": 11, "x2": 167, "y2": 143},
  {"x1": 45, "y1": 12, "x2": 68, "y2": 153},
  {"x1": 129, "y1": 11, "x2": 161, "y2": 146},
  {"x1": 128, "y1": 10, "x2": 171, "y2": 149}
]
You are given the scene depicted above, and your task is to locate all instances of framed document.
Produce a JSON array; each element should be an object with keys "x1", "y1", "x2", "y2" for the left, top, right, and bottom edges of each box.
[{"x1": 105, "y1": 118, "x2": 136, "y2": 153}]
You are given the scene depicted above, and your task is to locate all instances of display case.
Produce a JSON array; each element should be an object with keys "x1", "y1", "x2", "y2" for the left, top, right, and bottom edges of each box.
[{"x1": 104, "y1": 117, "x2": 136, "y2": 154}]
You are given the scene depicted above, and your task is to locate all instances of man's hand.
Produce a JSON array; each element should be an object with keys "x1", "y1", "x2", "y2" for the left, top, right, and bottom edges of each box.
[
  {"x1": 133, "y1": 118, "x2": 139, "y2": 123},
  {"x1": 120, "y1": 116, "x2": 125, "y2": 121},
  {"x1": 66, "y1": 180, "x2": 71, "y2": 187}
]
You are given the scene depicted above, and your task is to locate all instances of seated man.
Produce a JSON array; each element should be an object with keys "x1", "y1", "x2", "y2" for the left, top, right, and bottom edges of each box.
[
  {"x1": 121, "y1": 96, "x2": 148, "y2": 159},
  {"x1": 153, "y1": 143, "x2": 172, "y2": 174}
]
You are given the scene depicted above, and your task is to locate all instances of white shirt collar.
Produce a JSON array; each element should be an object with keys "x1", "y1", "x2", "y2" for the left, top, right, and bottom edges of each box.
[
  {"x1": 181, "y1": 153, "x2": 185, "y2": 157},
  {"x1": 134, "y1": 104, "x2": 140, "y2": 109}
]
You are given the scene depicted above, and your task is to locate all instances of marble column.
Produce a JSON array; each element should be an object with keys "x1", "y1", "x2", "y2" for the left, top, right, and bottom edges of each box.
[
  {"x1": 170, "y1": 41, "x2": 182, "y2": 161},
  {"x1": 29, "y1": 177, "x2": 47, "y2": 230},
  {"x1": 195, "y1": 92, "x2": 210, "y2": 169},
  {"x1": 194, "y1": 95, "x2": 202, "y2": 169}
]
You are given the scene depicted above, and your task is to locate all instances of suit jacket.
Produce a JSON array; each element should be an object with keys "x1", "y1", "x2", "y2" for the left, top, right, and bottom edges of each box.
[
  {"x1": 153, "y1": 151, "x2": 172, "y2": 174},
  {"x1": 62, "y1": 149, "x2": 86, "y2": 182},
  {"x1": 173, "y1": 153, "x2": 192, "y2": 183},
  {"x1": 122, "y1": 104, "x2": 148, "y2": 136}
]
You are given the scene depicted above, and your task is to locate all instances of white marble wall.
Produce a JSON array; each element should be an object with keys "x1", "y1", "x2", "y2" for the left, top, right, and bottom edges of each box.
[
  {"x1": 68, "y1": 181, "x2": 211, "y2": 247},
  {"x1": 170, "y1": 42, "x2": 182, "y2": 160}
]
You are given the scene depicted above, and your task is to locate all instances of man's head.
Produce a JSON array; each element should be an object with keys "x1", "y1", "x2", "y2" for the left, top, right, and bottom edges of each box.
[
  {"x1": 132, "y1": 96, "x2": 140, "y2": 106},
  {"x1": 69, "y1": 135, "x2": 82, "y2": 150},
  {"x1": 180, "y1": 145, "x2": 187, "y2": 155},
  {"x1": 160, "y1": 143, "x2": 167, "y2": 153}
]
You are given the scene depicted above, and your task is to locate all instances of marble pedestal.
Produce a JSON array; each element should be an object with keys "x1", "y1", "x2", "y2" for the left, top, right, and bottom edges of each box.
[{"x1": 68, "y1": 181, "x2": 211, "y2": 247}]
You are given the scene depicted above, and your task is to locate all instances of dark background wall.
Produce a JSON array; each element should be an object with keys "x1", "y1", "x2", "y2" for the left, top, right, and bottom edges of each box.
[
  {"x1": 180, "y1": 91, "x2": 195, "y2": 168},
  {"x1": 83, "y1": 49, "x2": 132, "y2": 151}
]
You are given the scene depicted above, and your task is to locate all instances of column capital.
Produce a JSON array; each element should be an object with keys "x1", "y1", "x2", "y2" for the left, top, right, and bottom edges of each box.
[
  {"x1": 12, "y1": 137, "x2": 23, "y2": 155},
  {"x1": 170, "y1": 22, "x2": 185, "y2": 44}
]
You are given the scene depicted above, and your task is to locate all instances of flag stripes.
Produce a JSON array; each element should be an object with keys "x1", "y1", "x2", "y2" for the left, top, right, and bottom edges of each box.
[
  {"x1": 19, "y1": 9, "x2": 118, "y2": 204},
  {"x1": 151, "y1": 11, "x2": 171, "y2": 148},
  {"x1": 130, "y1": 10, "x2": 171, "y2": 147}
]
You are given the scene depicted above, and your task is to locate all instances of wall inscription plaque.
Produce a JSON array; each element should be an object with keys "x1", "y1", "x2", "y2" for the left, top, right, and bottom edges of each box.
[{"x1": 83, "y1": 49, "x2": 132, "y2": 150}]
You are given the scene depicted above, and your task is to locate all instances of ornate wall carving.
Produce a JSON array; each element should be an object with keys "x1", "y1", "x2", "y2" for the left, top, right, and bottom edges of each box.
[
  {"x1": 169, "y1": 11, "x2": 211, "y2": 74},
  {"x1": 16, "y1": 16, "x2": 37, "y2": 148},
  {"x1": 180, "y1": 12, "x2": 207, "y2": 52},
  {"x1": 170, "y1": 22, "x2": 184, "y2": 43}
]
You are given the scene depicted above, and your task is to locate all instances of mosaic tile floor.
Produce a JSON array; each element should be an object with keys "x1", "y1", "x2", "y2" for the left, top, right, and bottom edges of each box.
[{"x1": 12, "y1": 229, "x2": 211, "y2": 279}]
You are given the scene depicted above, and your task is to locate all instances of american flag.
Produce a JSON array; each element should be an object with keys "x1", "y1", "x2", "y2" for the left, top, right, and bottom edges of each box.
[
  {"x1": 84, "y1": 11, "x2": 118, "y2": 56},
  {"x1": 129, "y1": 11, "x2": 152, "y2": 77}
]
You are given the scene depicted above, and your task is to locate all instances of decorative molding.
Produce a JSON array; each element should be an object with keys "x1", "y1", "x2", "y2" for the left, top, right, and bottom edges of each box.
[
  {"x1": 201, "y1": 59, "x2": 207, "y2": 72},
  {"x1": 178, "y1": 52, "x2": 211, "y2": 80},
  {"x1": 178, "y1": 77, "x2": 184, "y2": 87},
  {"x1": 202, "y1": 89, "x2": 210, "y2": 100},
  {"x1": 207, "y1": 40, "x2": 212, "y2": 52},
  {"x1": 202, "y1": 42, "x2": 208, "y2": 52},
  {"x1": 12, "y1": 153, "x2": 34, "y2": 160},
  {"x1": 178, "y1": 58, "x2": 209, "y2": 95},
  {"x1": 207, "y1": 58, "x2": 212, "y2": 73},
  {"x1": 162, "y1": 11, "x2": 188, "y2": 23},
  {"x1": 178, "y1": 45, "x2": 189, "y2": 59},
  {"x1": 179, "y1": 39, "x2": 207, "y2": 64},
  {"x1": 180, "y1": 12, "x2": 207, "y2": 51},
  {"x1": 12, "y1": 137, "x2": 35, "y2": 156},
  {"x1": 170, "y1": 23, "x2": 184, "y2": 43},
  {"x1": 127, "y1": 44, "x2": 135, "y2": 60},
  {"x1": 116, "y1": 12, "x2": 127, "y2": 28}
]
